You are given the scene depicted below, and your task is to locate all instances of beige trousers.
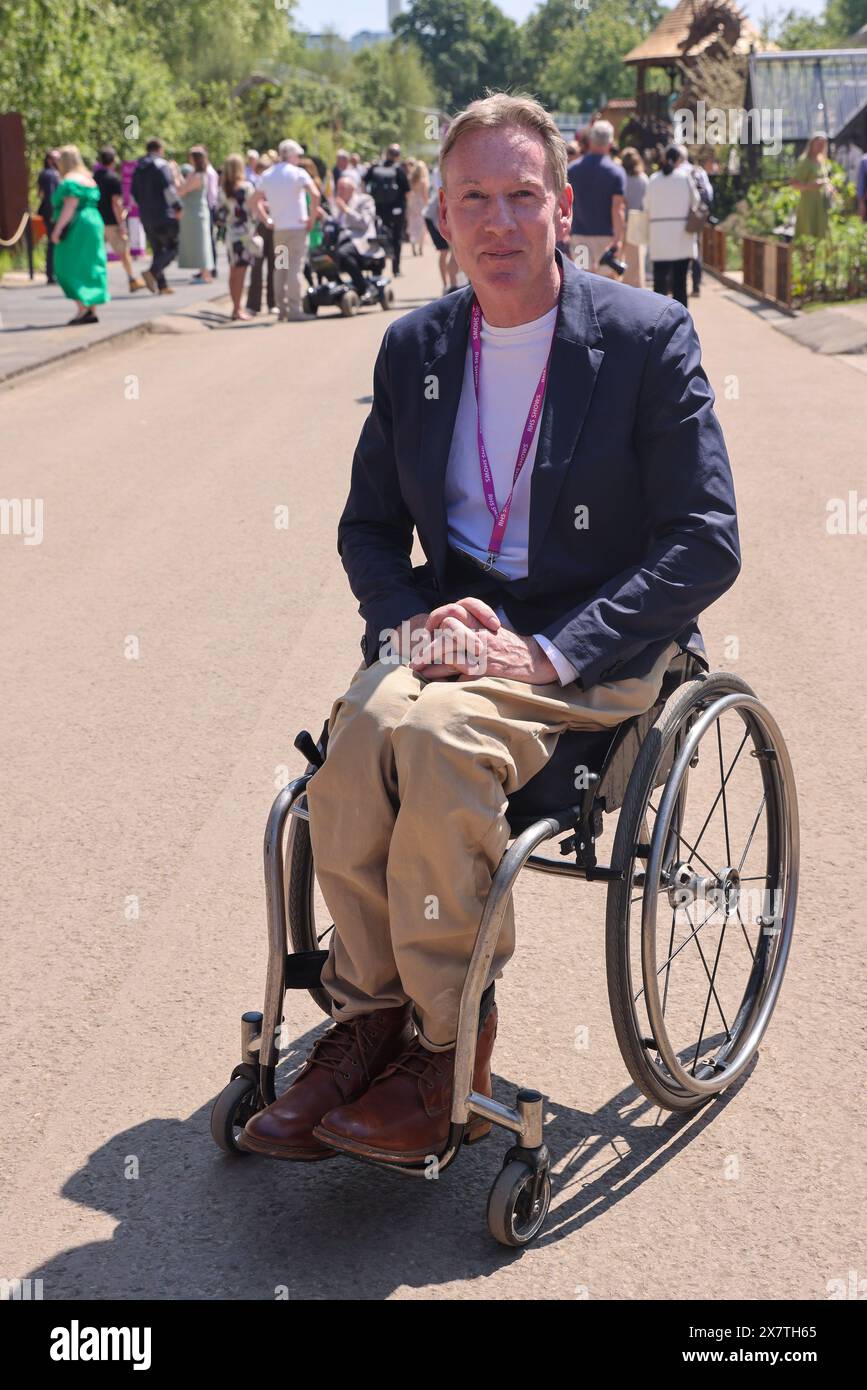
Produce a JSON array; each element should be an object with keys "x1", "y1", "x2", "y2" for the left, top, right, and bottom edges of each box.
[
  {"x1": 622, "y1": 240, "x2": 644, "y2": 289},
  {"x1": 306, "y1": 642, "x2": 679, "y2": 1050},
  {"x1": 104, "y1": 224, "x2": 136, "y2": 282},
  {"x1": 273, "y1": 226, "x2": 309, "y2": 315},
  {"x1": 569, "y1": 233, "x2": 619, "y2": 278}
]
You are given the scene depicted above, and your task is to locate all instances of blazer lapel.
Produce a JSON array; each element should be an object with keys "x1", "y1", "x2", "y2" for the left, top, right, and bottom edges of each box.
[
  {"x1": 527, "y1": 251, "x2": 604, "y2": 570},
  {"x1": 418, "y1": 287, "x2": 473, "y2": 578}
]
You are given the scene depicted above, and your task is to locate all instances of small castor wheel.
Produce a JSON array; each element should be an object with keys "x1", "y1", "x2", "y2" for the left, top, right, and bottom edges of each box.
[
  {"x1": 210, "y1": 1075, "x2": 259, "y2": 1155},
  {"x1": 340, "y1": 289, "x2": 360, "y2": 316},
  {"x1": 380, "y1": 285, "x2": 395, "y2": 310},
  {"x1": 487, "y1": 1158, "x2": 552, "y2": 1247}
]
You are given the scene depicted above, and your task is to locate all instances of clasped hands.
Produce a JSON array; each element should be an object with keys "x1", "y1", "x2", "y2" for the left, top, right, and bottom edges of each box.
[{"x1": 396, "y1": 597, "x2": 557, "y2": 684}]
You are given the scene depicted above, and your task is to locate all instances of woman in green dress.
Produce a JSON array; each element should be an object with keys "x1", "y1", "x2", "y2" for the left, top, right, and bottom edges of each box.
[
  {"x1": 50, "y1": 144, "x2": 110, "y2": 324},
  {"x1": 791, "y1": 133, "x2": 831, "y2": 241}
]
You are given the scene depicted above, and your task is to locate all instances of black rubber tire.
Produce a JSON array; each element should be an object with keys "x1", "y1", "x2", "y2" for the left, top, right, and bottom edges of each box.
[
  {"x1": 606, "y1": 672, "x2": 760, "y2": 1112},
  {"x1": 487, "y1": 1161, "x2": 552, "y2": 1247},
  {"x1": 381, "y1": 285, "x2": 395, "y2": 309},
  {"x1": 340, "y1": 290, "x2": 359, "y2": 316},
  {"x1": 210, "y1": 1075, "x2": 259, "y2": 1155}
]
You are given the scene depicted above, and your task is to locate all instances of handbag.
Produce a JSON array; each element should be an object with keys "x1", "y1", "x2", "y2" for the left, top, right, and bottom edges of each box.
[
  {"x1": 685, "y1": 202, "x2": 710, "y2": 233},
  {"x1": 685, "y1": 170, "x2": 711, "y2": 233}
]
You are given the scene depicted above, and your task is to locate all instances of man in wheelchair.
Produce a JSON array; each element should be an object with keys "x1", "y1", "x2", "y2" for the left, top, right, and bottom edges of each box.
[{"x1": 239, "y1": 93, "x2": 741, "y2": 1165}]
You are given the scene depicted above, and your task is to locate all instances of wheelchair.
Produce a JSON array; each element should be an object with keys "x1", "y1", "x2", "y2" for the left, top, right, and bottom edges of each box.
[
  {"x1": 212, "y1": 649, "x2": 799, "y2": 1247},
  {"x1": 302, "y1": 218, "x2": 395, "y2": 318}
]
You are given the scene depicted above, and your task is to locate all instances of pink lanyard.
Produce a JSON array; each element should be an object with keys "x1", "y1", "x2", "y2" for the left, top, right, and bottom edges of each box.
[{"x1": 469, "y1": 262, "x2": 563, "y2": 571}]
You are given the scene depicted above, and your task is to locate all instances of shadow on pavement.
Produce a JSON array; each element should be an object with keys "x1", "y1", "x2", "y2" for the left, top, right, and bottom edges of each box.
[{"x1": 23, "y1": 1020, "x2": 753, "y2": 1298}]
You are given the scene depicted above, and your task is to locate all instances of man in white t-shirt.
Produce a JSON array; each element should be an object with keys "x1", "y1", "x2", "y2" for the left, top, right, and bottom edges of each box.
[{"x1": 251, "y1": 138, "x2": 320, "y2": 320}]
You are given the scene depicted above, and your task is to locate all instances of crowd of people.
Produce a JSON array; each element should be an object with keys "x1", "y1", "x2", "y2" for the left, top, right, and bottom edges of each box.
[
  {"x1": 563, "y1": 120, "x2": 867, "y2": 308},
  {"x1": 33, "y1": 136, "x2": 463, "y2": 326},
  {"x1": 34, "y1": 122, "x2": 867, "y2": 326},
  {"x1": 558, "y1": 119, "x2": 721, "y2": 308}
]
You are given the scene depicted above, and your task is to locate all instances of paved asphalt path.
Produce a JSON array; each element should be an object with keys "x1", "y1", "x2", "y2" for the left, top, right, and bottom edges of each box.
[
  {"x1": 1, "y1": 252, "x2": 864, "y2": 1300},
  {"x1": 0, "y1": 253, "x2": 230, "y2": 383}
]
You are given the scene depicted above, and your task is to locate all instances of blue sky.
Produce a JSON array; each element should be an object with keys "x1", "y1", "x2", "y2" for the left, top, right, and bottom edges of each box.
[{"x1": 292, "y1": 0, "x2": 826, "y2": 37}]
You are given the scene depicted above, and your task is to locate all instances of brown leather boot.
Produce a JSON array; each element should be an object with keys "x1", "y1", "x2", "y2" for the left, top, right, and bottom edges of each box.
[
  {"x1": 237, "y1": 1003, "x2": 414, "y2": 1160},
  {"x1": 313, "y1": 1002, "x2": 498, "y2": 1164}
]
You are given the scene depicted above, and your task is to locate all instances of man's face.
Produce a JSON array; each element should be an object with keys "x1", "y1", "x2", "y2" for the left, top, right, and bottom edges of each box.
[{"x1": 439, "y1": 126, "x2": 571, "y2": 298}]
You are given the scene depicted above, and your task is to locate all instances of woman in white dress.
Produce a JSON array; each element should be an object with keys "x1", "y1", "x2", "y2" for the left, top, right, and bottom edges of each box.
[{"x1": 644, "y1": 144, "x2": 701, "y2": 307}]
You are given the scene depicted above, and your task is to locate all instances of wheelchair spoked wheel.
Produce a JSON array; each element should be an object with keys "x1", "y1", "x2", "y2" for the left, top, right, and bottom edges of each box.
[
  {"x1": 284, "y1": 812, "x2": 333, "y2": 1017},
  {"x1": 606, "y1": 672, "x2": 799, "y2": 1112}
]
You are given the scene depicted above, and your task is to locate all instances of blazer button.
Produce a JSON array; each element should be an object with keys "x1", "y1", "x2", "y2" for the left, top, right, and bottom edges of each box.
[{"x1": 360, "y1": 634, "x2": 368, "y2": 655}]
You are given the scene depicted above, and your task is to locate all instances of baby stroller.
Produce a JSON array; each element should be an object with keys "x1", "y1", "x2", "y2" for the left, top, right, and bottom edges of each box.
[{"x1": 303, "y1": 218, "x2": 395, "y2": 317}]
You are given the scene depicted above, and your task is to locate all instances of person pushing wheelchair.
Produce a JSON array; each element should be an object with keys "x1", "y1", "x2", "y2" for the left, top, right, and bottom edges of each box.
[{"x1": 239, "y1": 93, "x2": 741, "y2": 1165}]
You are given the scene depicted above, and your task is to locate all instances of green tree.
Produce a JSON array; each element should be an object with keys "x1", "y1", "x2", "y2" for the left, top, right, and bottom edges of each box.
[
  {"x1": 521, "y1": 0, "x2": 663, "y2": 106},
  {"x1": 537, "y1": 0, "x2": 663, "y2": 111},
  {"x1": 760, "y1": 0, "x2": 867, "y2": 47},
  {"x1": 0, "y1": 0, "x2": 146, "y2": 164},
  {"x1": 347, "y1": 40, "x2": 436, "y2": 154},
  {"x1": 393, "y1": 0, "x2": 522, "y2": 108},
  {"x1": 769, "y1": 9, "x2": 828, "y2": 46},
  {"x1": 120, "y1": 0, "x2": 302, "y2": 86},
  {"x1": 823, "y1": 0, "x2": 867, "y2": 40}
]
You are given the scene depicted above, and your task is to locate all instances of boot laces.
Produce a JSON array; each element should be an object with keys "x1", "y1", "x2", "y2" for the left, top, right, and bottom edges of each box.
[
  {"x1": 375, "y1": 1038, "x2": 448, "y2": 1090},
  {"x1": 307, "y1": 1016, "x2": 382, "y2": 1084}
]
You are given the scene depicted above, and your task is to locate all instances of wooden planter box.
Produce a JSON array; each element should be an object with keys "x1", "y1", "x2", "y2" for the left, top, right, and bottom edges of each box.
[
  {"x1": 741, "y1": 234, "x2": 792, "y2": 309},
  {"x1": 701, "y1": 225, "x2": 727, "y2": 273}
]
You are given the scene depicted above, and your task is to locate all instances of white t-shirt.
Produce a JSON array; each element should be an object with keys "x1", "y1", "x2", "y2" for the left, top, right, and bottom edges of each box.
[
  {"x1": 444, "y1": 302, "x2": 575, "y2": 684},
  {"x1": 260, "y1": 161, "x2": 315, "y2": 229}
]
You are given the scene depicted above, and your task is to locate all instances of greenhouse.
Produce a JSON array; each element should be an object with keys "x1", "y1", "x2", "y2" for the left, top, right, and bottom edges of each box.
[{"x1": 746, "y1": 49, "x2": 867, "y2": 152}]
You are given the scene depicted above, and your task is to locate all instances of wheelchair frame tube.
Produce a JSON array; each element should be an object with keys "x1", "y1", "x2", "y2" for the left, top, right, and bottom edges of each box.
[
  {"x1": 260, "y1": 773, "x2": 313, "y2": 1101},
  {"x1": 450, "y1": 817, "x2": 563, "y2": 1136},
  {"x1": 372, "y1": 818, "x2": 561, "y2": 1178}
]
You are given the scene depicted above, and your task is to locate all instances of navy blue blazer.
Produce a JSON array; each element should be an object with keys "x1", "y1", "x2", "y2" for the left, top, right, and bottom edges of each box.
[{"x1": 338, "y1": 248, "x2": 741, "y2": 690}]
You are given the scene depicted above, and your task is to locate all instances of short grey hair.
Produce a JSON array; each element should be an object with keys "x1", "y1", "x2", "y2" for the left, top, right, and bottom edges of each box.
[
  {"x1": 278, "y1": 139, "x2": 303, "y2": 161},
  {"x1": 589, "y1": 120, "x2": 614, "y2": 149},
  {"x1": 439, "y1": 90, "x2": 567, "y2": 193}
]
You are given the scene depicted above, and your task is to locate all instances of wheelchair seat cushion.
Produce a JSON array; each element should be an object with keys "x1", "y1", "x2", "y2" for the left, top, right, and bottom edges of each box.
[
  {"x1": 503, "y1": 649, "x2": 705, "y2": 831},
  {"x1": 505, "y1": 726, "x2": 614, "y2": 825}
]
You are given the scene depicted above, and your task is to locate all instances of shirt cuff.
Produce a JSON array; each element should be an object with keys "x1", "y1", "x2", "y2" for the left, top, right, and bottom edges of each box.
[{"x1": 533, "y1": 633, "x2": 577, "y2": 686}]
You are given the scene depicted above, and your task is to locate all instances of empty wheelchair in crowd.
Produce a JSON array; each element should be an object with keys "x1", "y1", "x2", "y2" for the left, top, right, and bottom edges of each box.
[
  {"x1": 212, "y1": 649, "x2": 799, "y2": 1247},
  {"x1": 302, "y1": 217, "x2": 395, "y2": 317}
]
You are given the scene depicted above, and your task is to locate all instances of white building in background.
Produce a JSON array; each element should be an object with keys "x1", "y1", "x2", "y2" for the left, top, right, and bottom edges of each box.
[{"x1": 388, "y1": 0, "x2": 404, "y2": 24}]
